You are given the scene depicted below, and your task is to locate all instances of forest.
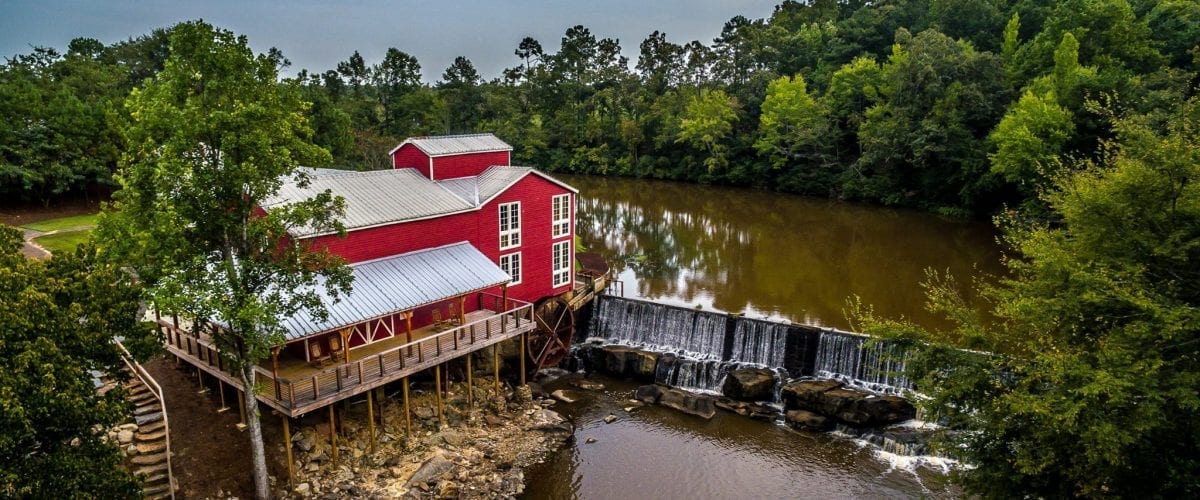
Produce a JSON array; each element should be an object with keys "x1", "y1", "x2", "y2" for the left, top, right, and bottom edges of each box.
[{"x1": 3, "y1": 0, "x2": 1196, "y2": 216}]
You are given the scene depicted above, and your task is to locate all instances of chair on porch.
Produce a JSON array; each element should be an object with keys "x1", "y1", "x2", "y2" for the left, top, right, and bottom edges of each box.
[
  {"x1": 309, "y1": 341, "x2": 331, "y2": 368},
  {"x1": 329, "y1": 335, "x2": 345, "y2": 363},
  {"x1": 432, "y1": 308, "x2": 444, "y2": 329}
]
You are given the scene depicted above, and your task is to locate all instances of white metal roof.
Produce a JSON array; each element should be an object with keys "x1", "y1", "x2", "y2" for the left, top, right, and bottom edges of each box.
[
  {"x1": 433, "y1": 166, "x2": 579, "y2": 207},
  {"x1": 282, "y1": 242, "x2": 511, "y2": 340},
  {"x1": 265, "y1": 168, "x2": 474, "y2": 237},
  {"x1": 387, "y1": 133, "x2": 513, "y2": 157}
]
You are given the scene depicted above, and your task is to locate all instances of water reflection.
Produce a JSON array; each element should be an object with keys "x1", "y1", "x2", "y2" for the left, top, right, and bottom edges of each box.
[{"x1": 567, "y1": 175, "x2": 1003, "y2": 331}]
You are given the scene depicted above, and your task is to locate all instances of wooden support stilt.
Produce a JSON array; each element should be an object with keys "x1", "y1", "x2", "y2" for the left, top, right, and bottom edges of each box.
[
  {"x1": 493, "y1": 344, "x2": 501, "y2": 395},
  {"x1": 196, "y1": 369, "x2": 209, "y2": 394},
  {"x1": 217, "y1": 380, "x2": 230, "y2": 413},
  {"x1": 282, "y1": 415, "x2": 294, "y2": 487},
  {"x1": 236, "y1": 390, "x2": 247, "y2": 431},
  {"x1": 367, "y1": 389, "x2": 376, "y2": 455},
  {"x1": 519, "y1": 333, "x2": 527, "y2": 386},
  {"x1": 466, "y1": 353, "x2": 474, "y2": 410},
  {"x1": 403, "y1": 374, "x2": 412, "y2": 436},
  {"x1": 329, "y1": 405, "x2": 339, "y2": 466},
  {"x1": 434, "y1": 364, "x2": 445, "y2": 429}
]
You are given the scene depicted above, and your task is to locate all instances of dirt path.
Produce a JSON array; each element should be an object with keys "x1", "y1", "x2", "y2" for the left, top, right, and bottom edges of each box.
[{"x1": 144, "y1": 358, "x2": 288, "y2": 499}]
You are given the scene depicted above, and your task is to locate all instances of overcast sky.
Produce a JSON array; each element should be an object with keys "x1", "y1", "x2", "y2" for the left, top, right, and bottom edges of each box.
[{"x1": 0, "y1": 0, "x2": 780, "y2": 81}]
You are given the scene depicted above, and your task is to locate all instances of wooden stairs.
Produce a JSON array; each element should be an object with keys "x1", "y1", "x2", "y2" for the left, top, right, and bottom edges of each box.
[{"x1": 124, "y1": 373, "x2": 175, "y2": 499}]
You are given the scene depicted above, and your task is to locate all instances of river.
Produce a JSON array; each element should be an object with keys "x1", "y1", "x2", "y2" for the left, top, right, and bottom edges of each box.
[
  {"x1": 565, "y1": 174, "x2": 1003, "y2": 331},
  {"x1": 522, "y1": 175, "x2": 1003, "y2": 499}
]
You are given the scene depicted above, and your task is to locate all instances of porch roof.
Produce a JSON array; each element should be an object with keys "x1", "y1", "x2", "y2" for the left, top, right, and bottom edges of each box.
[{"x1": 283, "y1": 241, "x2": 510, "y2": 340}]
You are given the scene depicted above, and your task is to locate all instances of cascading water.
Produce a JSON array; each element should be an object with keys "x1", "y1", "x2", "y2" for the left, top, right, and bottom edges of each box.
[
  {"x1": 729, "y1": 318, "x2": 789, "y2": 367},
  {"x1": 590, "y1": 297, "x2": 725, "y2": 359},
  {"x1": 655, "y1": 356, "x2": 732, "y2": 393},
  {"x1": 813, "y1": 331, "x2": 914, "y2": 394}
]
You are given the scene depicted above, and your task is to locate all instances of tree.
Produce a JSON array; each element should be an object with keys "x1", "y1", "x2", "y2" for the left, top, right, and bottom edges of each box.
[
  {"x1": 0, "y1": 226, "x2": 155, "y2": 498},
  {"x1": 336, "y1": 50, "x2": 370, "y2": 95},
  {"x1": 854, "y1": 96, "x2": 1200, "y2": 498},
  {"x1": 677, "y1": 88, "x2": 739, "y2": 172},
  {"x1": 755, "y1": 74, "x2": 828, "y2": 169},
  {"x1": 439, "y1": 56, "x2": 482, "y2": 132},
  {"x1": 97, "y1": 21, "x2": 352, "y2": 499},
  {"x1": 987, "y1": 90, "x2": 1074, "y2": 194}
]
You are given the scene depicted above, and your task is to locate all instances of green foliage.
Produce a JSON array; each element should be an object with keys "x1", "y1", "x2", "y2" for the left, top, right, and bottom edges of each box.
[
  {"x1": 97, "y1": 21, "x2": 352, "y2": 498},
  {"x1": 755, "y1": 74, "x2": 828, "y2": 169},
  {"x1": 855, "y1": 97, "x2": 1200, "y2": 498},
  {"x1": 0, "y1": 225, "x2": 154, "y2": 498},
  {"x1": 677, "y1": 88, "x2": 740, "y2": 172},
  {"x1": 988, "y1": 90, "x2": 1074, "y2": 192}
]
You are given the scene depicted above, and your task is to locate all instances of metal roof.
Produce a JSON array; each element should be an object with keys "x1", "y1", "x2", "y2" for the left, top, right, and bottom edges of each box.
[
  {"x1": 433, "y1": 166, "x2": 579, "y2": 208},
  {"x1": 283, "y1": 242, "x2": 511, "y2": 340},
  {"x1": 436, "y1": 177, "x2": 479, "y2": 205},
  {"x1": 388, "y1": 133, "x2": 513, "y2": 157},
  {"x1": 266, "y1": 168, "x2": 474, "y2": 237}
]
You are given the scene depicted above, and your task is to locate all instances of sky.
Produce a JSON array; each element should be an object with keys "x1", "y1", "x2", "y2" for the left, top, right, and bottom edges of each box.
[{"x1": 0, "y1": 0, "x2": 781, "y2": 81}]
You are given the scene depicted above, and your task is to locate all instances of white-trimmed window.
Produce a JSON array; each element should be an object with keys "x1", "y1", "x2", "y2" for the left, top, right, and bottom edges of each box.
[
  {"x1": 551, "y1": 194, "x2": 571, "y2": 238},
  {"x1": 500, "y1": 252, "x2": 522, "y2": 285},
  {"x1": 499, "y1": 202, "x2": 521, "y2": 249},
  {"x1": 552, "y1": 241, "x2": 571, "y2": 287}
]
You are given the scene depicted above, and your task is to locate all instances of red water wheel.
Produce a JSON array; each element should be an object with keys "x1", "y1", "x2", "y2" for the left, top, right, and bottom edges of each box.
[{"x1": 528, "y1": 296, "x2": 575, "y2": 371}]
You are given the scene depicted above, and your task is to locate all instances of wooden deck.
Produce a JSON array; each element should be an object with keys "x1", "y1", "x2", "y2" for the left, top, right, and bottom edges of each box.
[{"x1": 159, "y1": 298, "x2": 535, "y2": 417}]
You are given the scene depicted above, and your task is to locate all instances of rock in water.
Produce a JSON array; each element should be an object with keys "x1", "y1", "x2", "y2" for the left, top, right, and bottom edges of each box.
[
  {"x1": 657, "y1": 387, "x2": 717, "y2": 420},
  {"x1": 839, "y1": 396, "x2": 917, "y2": 427},
  {"x1": 780, "y1": 379, "x2": 844, "y2": 411},
  {"x1": 531, "y1": 408, "x2": 573, "y2": 433},
  {"x1": 634, "y1": 385, "x2": 663, "y2": 404},
  {"x1": 550, "y1": 389, "x2": 581, "y2": 404},
  {"x1": 591, "y1": 346, "x2": 660, "y2": 381},
  {"x1": 721, "y1": 367, "x2": 778, "y2": 401},
  {"x1": 785, "y1": 410, "x2": 832, "y2": 431},
  {"x1": 603, "y1": 414, "x2": 618, "y2": 424}
]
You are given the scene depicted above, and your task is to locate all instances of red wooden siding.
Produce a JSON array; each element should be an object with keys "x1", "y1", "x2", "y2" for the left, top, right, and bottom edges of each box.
[
  {"x1": 431, "y1": 151, "x2": 511, "y2": 179},
  {"x1": 306, "y1": 171, "x2": 573, "y2": 305},
  {"x1": 391, "y1": 144, "x2": 432, "y2": 177}
]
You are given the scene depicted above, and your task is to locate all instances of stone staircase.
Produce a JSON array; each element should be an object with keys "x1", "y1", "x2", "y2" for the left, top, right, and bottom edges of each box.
[{"x1": 125, "y1": 374, "x2": 175, "y2": 499}]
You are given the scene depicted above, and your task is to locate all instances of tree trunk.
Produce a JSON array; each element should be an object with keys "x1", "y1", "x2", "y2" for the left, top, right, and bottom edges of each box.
[{"x1": 240, "y1": 362, "x2": 272, "y2": 500}]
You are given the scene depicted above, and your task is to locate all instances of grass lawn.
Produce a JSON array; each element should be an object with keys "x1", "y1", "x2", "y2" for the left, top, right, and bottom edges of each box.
[
  {"x1": 21, "y1": 213, "x2": 99, "y2": 232},
  {"x1": 32, "y1": 230, "x2": 91, "y2": 255}
]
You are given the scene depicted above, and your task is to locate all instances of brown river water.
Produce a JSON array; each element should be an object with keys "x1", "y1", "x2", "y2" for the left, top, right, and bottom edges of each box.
[{"x1": 522, "y1": 175, "x2": 1003, "y2": 499}]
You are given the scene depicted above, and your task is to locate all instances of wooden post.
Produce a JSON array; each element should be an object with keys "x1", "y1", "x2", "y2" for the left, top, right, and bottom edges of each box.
[
  {"x1": 329, "y1": 405, "x2": 338, "y2": 466},
  {"x1": 519, "y1": 333, "x2": 527, "y2": 386},
  {"x1": 340, "y1": 329, "x2": 352, "y2": 364},
  {"x1": 282, "y1": 415, "x2": 294, "y2": 487},
  {"x1": 493, "y1": 344, "x2": 501, "y2": 395},
  {"x1": 197, "y1": 369, "x2": 209, "y2": 394},
  {"x1": 402, "y1": 376, "x2": 412, "y2": 438},
  {"x1": 458, "y1": 296, "x2": 467, "y2": 325},
  {"x1": 404, "y1": 312, "x2": 414, "y2": 356},
  {"x1": 500, "y1": 284, "x2": 509, "y2": 312},
  {"x1": 367, "y1": 389, "x2": 376, "y2": 455},
  {"x1": 434, "y1": 364, "x2": 444, "y2": 429},
  {"x1": 271, "y1": 347, "x2": 281, "y2": 400},
  {"x1": 217, "y1": 380, "x2": 230, "y2": 413},
  {"x1": 466, "y1": 353, "x2": 474, "y2": 410}
]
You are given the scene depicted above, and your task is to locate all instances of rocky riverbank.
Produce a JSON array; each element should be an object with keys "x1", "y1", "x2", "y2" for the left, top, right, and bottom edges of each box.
[{"x1": 274, "y1": 377, "x2": 573, "y2": 499}]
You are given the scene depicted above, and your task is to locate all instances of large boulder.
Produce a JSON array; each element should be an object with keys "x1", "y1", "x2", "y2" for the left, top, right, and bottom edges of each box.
[
  {"x1": 838, "y1": 396, "x2": 916, "y2": 427},
  {"x1": 780, "y1": 379, "x2": 844, "y2": 411},
  {"x1": 591, "y1": 346, "x2": 661, "y2": 381},
  {"x1": 634, "y1": 384, "x2": 663, "y2": 404},
  {"x1": 819, "y1": 388, "x2": 869, "y2": 417},
  {"x1": 785, "y1": 410, "x2": 833, "y2": 431},
  {"x1": 721, "y1": 367, "x2": 778, "y2": 401},
  {"x1": 657, "y1": 386, "x2": 716, "y2": 420}
]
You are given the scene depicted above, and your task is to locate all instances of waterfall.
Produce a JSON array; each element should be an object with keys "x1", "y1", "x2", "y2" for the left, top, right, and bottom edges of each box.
[
  {"x1": 813, "y1": 332, "x2": 914, "y2": 394},
  {"x1": 729, "y1": 318, "x2": 788, "y2": 367},
  {"x1": 655, "y1": 357, "x2": 731, "y2": 393},
  {"x1": 590, "y1": 297, "x2": 725, "y2": 359}
]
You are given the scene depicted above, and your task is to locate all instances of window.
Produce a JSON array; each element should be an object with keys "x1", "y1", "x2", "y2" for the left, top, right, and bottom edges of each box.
[
  {"x1": 552, "y1": 241, "x2": 571, "y2": 287},
  {"x1": 500, "y1": 252, "x2": 522, "y2": 285},
  {"x1": 551, "y1": 194, "x2": 571, "y2": 238},
  {"x1": 499, "y1": 202, "x2": 521, "y2": 249}
]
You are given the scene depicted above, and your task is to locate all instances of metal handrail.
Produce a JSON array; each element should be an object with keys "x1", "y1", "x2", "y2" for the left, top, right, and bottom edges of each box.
[{"x1": 114, "y1": 339, "x2": 174, "y2": 500}]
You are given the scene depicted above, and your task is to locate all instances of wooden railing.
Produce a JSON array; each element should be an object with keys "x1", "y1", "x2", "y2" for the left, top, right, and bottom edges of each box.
[
  {"x1": 270, "y1": 294, "x2": 533, "y2": 410},
  {"x1": 115, "y1": 339, "x2": 174, "y2": 500},
  {"x1": 161, "y1": 292, "x2": 534, "y2": 413}
]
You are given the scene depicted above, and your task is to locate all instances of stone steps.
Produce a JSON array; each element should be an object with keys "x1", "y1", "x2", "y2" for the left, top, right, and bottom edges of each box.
[{"x1": 115, "y1": 366, "x2": 176, "y2": 499}]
